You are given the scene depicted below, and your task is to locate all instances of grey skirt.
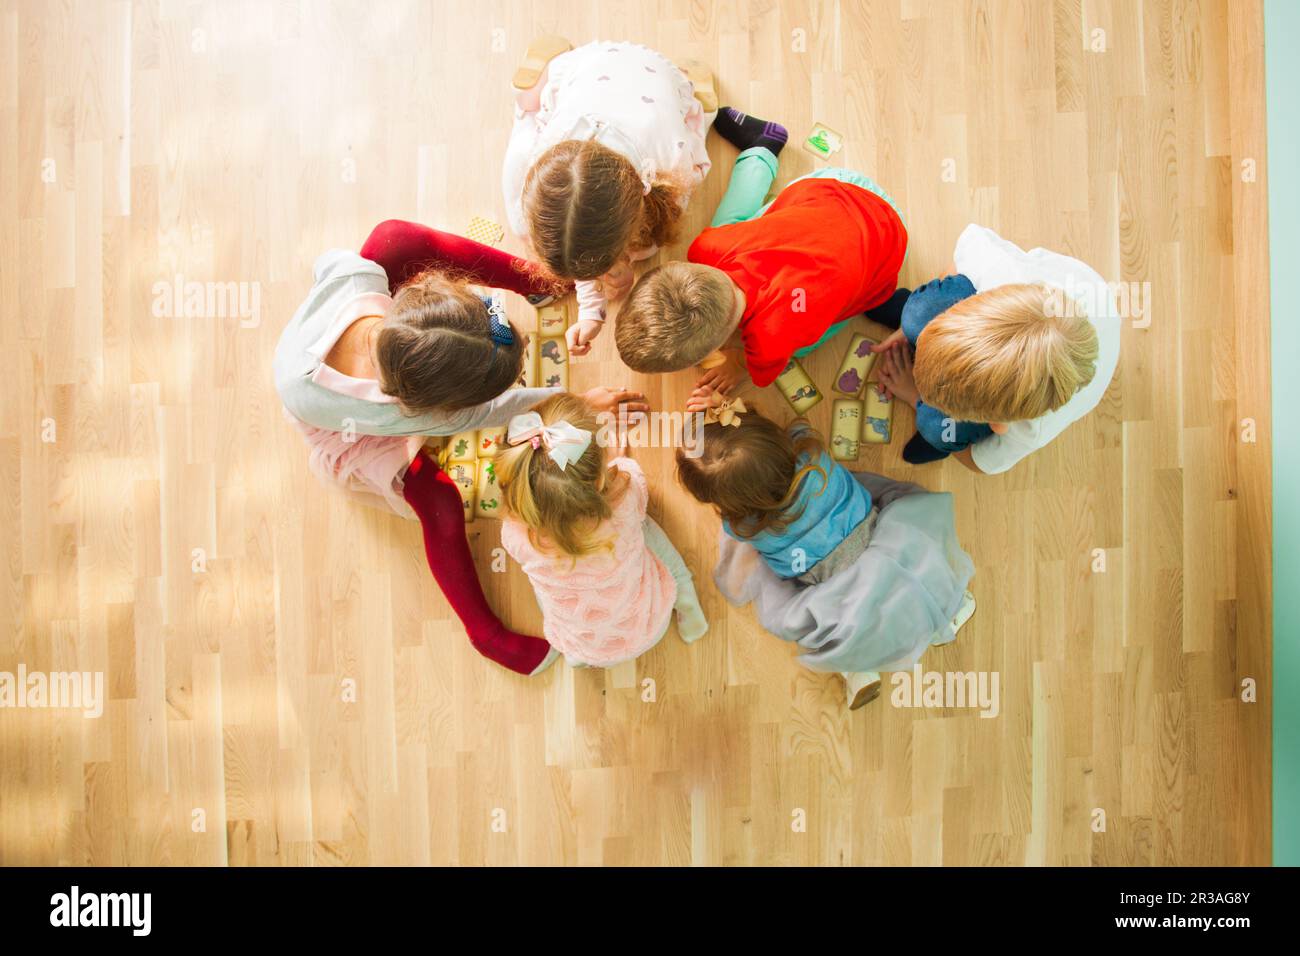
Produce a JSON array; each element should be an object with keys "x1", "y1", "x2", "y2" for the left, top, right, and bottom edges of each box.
[{"x1": 713, "y1": 472, "x2": 974, "y2": 674}]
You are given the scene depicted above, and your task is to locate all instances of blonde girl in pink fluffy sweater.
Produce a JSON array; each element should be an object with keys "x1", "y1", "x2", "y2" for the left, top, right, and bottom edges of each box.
[{"x1": 495, "y1": 392, "x2": 707, "y2": 667}]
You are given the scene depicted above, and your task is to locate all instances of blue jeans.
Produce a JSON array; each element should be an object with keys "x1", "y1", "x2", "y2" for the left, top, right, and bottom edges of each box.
[{"x1": 903, "y1": 274, "x2": 992, "y2": 453}]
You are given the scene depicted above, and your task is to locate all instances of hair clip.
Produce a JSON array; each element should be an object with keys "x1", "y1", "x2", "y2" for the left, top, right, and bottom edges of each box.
[{"x1": 704, "y1": 396, "x2": 747, "y2": 428}]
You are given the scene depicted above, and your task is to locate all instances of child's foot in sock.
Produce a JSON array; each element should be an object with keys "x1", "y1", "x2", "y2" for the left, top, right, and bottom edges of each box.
[
  {"x1": 714, "y1": 107, "x2": 789, "y2": 156},
  {"x1": 675, "y1": 601, "x2": 709, "y2": 643}
]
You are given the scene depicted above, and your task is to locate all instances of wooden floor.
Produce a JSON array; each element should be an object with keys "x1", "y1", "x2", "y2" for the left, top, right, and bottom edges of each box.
[{"x1": 0, "y1": 0, "x2": 1272, "y2": 865}]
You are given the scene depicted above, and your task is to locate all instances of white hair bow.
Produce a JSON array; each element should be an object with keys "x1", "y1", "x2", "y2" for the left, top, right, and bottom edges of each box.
[{"x1": 506, "y1": 412, "x2": 593, "y2": 471}]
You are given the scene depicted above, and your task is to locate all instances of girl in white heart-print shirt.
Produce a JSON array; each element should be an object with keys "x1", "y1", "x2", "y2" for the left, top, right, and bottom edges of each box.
[{"x1": 502, "y1": 39, "x2": 788, "y2": 358}]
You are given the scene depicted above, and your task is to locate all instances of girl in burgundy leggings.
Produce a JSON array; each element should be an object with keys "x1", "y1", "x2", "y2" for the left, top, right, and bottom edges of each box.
[{"x1": 273, "y1": 219, "x2": 648, "y2": 675}]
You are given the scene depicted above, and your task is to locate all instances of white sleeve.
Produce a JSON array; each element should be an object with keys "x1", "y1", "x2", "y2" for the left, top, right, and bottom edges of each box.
[
  {"x1": 969, "y1": 427, "x2": 1040, "y2": 475},
  {"x1": 502, "y1": 110, "x2": 541, "y2": 238},
  {"x1": 313, "y1": 249, "x2": 387, "y2": 286},
  {"x1": 575, "y1": 279, "x2": 607, "y2": 324},
  {"x1": 952, "y1": 224, "x2": 1023, "y2": 292}
]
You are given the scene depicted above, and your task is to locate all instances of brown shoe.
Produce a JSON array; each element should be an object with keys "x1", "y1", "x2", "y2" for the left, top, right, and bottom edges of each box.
[{"x1": 512, "y1": 35, "x2": 572, "y2": 91}]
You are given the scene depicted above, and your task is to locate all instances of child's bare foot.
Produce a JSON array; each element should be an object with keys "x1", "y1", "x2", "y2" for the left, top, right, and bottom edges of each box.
[
  {"x1": 512, "y1": 34, "x2": 571, "y2": 93},
  {"x1": 676, "y1": 58, "x2": 718, "y2": 112}
]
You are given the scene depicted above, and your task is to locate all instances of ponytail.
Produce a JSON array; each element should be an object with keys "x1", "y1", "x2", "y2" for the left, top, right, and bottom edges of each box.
[
  {"x1": 634, "y1": 175, "x2": 687, "y2": 251},
  {"x1": 494, "y1": 393, "x2": 628, "y2": 557}
]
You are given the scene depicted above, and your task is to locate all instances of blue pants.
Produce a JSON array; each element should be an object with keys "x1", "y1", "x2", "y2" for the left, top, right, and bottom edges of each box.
[{"x1": 901, "y1": 274, "x2": 993, "y2": 453}]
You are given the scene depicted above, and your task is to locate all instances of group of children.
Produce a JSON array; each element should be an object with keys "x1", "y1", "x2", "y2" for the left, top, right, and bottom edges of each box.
[{"x1": 273, "y1": 39, "x2": 1121, "y2": 708}]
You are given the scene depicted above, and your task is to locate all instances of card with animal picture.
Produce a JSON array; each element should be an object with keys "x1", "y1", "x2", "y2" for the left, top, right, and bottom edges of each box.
[
  {"x1": 862, "y1": 383, "x2": 893, "y2": 444},
  {"x1": 536, "y1": 301, "x2": 568, "y2": 336},
  {"x1": 774, "y1": 358, "x2": 823, "y2": 414},
  {"x1": 832, "y1": 333, "x2": 879, "y2": 397},
  {"x1": 476, "y1": 426, "x2": 506, "y2": 458},
  {"x1": 444, "y1": 461, "x2": 477, "y2": 522},
  {"x1": 538, "y1": 336, "x2": 568, "y2": 390},
  {"x1": 830, "y1": 399, "x2": 864, "y2": 460},
  {"x1": 443, "y1": 431, "x2": 477, "y2": 465},
  {"x1": 475, "y1": 458, "x2": 502, "y2": 518},
  {"x1": 517, "y1": 335, "x2": 538, "y2": 388},
  {"x1": 803, "y1": 122, "x2": 844, "y2": 160}
]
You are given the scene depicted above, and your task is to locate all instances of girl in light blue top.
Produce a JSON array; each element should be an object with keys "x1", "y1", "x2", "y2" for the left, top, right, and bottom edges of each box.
[
  {"x1": 676, "y1": 392, "x2": 976, "y2": 710},
  {"x1": 675, "y1": 400, "x2": 873, "y2": 585}
]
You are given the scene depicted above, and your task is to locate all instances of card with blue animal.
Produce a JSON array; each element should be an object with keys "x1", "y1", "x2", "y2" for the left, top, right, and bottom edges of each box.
[{"x1": 862, "y1": 383, "x2": 892, "y2": 444}]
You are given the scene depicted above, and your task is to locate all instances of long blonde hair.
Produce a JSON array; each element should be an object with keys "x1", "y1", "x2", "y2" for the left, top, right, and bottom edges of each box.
[{"x1": 494, "y1": 393, "x2": 629, "y2": 557}]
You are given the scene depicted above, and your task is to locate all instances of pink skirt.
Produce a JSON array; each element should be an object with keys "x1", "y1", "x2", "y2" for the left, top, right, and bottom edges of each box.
[{"x1": 285, "y1": 410, "x2": 417, "y2": 518}]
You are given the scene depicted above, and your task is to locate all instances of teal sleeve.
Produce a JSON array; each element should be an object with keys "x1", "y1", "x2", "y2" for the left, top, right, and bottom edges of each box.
[{"x1": 709, "y1": 147, "x2": 781, "y2": 227}]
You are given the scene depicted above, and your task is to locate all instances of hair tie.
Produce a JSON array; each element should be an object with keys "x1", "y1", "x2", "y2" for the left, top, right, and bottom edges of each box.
[
  {"x1": 506, "y1": 412, "x2": 593, "y2": 471},
  {"x1": 484, "y1": 294, "x2": 514, "y2": 352}
]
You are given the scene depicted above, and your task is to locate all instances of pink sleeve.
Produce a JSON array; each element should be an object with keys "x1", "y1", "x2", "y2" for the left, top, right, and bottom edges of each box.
[{"x1": 499, "y1": 519, "x2": 528, "y2": 563}]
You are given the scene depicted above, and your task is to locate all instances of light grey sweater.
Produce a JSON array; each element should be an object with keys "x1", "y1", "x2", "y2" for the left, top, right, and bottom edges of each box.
[{"x1": 273, "y1": 249, "x2": 557, "y2": 437}]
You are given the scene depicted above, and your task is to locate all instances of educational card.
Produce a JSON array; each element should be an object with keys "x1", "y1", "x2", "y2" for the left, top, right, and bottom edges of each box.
[
  {"x1": 444, "y1": 461, "x2": 477, "y2": 523},
  {"x1": 475, "y1": 458, "x2": 502, "y2": 518},
  {"x1": 538, "y1": 337, "x2": 568, "y2": 390},
  {"x1": 536, "y1": 301, "x2": 569, "y2": 336},
  {"x1": 830, "y1": 399, "x2": 864, "y2": 460},
  {"x1": 862, "y1": 383, "x2": 893, "y2": 444},
  {"x1": 803, "y1": 122, "x2": 844, "y2": 160},
  {"x1": 832, "y1": 333, "x2": 879, "y2": 397},
  {"x1": 443, "y1": 431, "x2": 477, "y2": 465},
  {"x1": 774, "y1": 358, "x2": 823, "y2": 414},
  {"x1": 476, "y1": 426, "x2": 506, "y2": 458},
  {"x1": 517, "y1": 336, "x2": 538, "y2": 388}
]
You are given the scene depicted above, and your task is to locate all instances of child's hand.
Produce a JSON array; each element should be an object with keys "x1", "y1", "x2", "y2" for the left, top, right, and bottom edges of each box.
[
  {"x1": 599, "y1": 258, "x2": 635, "y2": 301},
  {"x1": 581, "y1": 385, "x2": 650, "y2": 419},
  {"x1": 877, "y1": 345, "x2": 920, "y2": 407},
  {"x1": 695, "y1": 348, "x2": 747, "y2": 395},
  {"x1": 685, "y1": 385, "x2": 716, "y2": 414},
  {"x1": 566, "y1": 318, "x2": 604, "y2": 356},
  {"x1": 870, "y1": 328, "x2": 908, "y2": 354}
]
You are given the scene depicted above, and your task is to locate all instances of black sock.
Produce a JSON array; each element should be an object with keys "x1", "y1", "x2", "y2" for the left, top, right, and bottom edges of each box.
[
  {"x1": 714, "y1": 107, "x2": 789, "y2": 156},
  {"x1": 864, "y1": 287, "x2": 911, "y2": 330},
  {"x1": 902, "y1": 432, "x2": 951, "y2": 464}
]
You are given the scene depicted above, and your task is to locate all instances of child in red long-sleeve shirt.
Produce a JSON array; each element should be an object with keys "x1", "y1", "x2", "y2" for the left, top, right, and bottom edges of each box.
[{"x1": 615, "y1": 134, "x2": 908, "y2": 392}]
